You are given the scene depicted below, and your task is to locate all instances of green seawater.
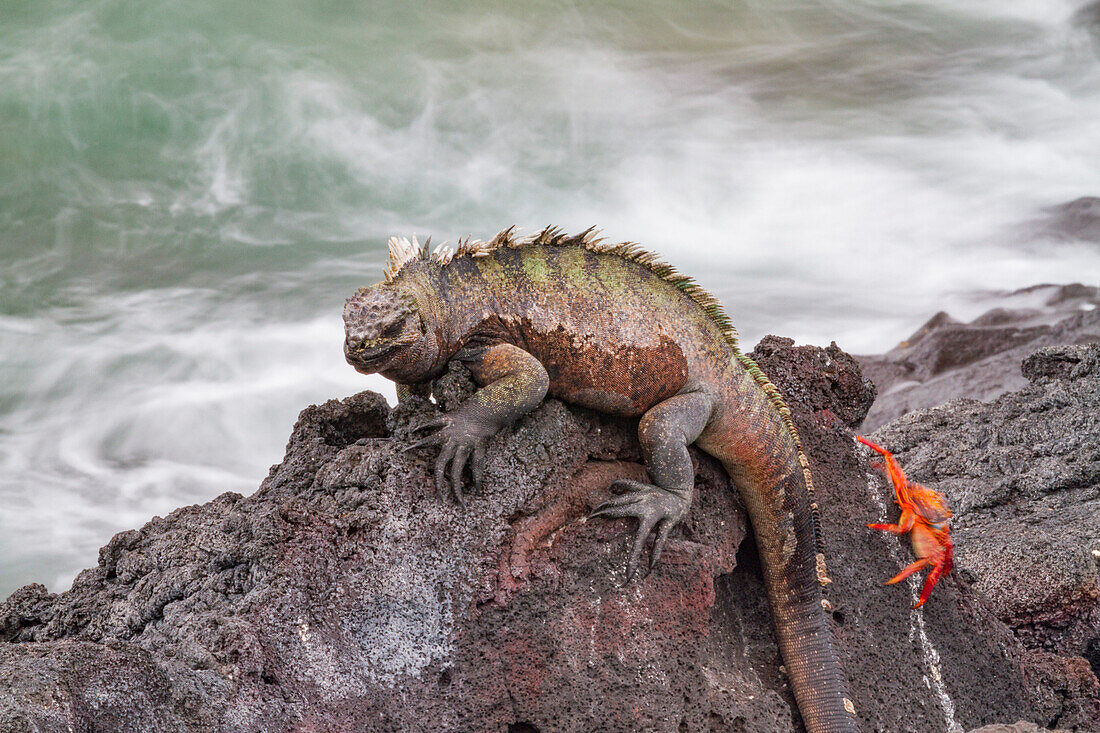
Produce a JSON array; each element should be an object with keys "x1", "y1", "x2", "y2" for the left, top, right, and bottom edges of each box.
[{"x1": 2, "y1": 0, "x2": 1099, "y2": 596}]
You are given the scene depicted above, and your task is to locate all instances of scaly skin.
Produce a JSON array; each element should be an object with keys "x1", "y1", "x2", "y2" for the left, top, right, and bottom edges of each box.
[{"x1": 343, "y1": 229, "x2": 859, "y2": 732}]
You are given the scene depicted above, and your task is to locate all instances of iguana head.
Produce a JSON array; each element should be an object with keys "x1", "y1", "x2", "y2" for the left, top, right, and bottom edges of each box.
[{"x1": 342, "y1": 285, "x2": 427, "y2": 376}]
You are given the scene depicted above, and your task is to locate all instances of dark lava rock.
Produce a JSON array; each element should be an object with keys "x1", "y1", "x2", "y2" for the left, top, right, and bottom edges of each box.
[
  {"x1": 1076, "y1": 1, "x2": 1100, "y2": 31},
  {"x1": 868, "y1": 343, "x2": 1100, "y2": 731},
  {"x1": 1033, "y1": 197, "x2": 1100, "y2": 243},
  {"x1": 858, "y1": 283, "x2": 1100, "y2": 430},
  {"x1": 969, "y1": 723, "x2": 1064, "y2": 733},
  {"x1": 1, "y1": 339, "x2": 1096, "y2": 731}
]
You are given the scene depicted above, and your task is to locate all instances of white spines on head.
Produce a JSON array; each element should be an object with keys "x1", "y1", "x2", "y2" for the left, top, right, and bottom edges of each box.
[
  {"x1": 384, "y1": 236, "x2": 425, "y2": 283},
  {"x1": 431, "y1": 241, "x2": 455, "y2": 266}
]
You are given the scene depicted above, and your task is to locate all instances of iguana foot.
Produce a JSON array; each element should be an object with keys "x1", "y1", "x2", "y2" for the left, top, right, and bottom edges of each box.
[
  {"x1": 406, "y1": 413, "x2": 493, "y2": 504},
  {"x1": 496, "y1": 461, "x2": 649, "y2": 603},
  {"x1": 589, "y1": 478, "x2": 689, "y2": 582}
]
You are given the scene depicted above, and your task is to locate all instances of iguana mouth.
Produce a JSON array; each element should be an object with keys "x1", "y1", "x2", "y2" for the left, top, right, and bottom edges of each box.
[{"x1": 344, "y1": 340, "x2": 402, "y2": 369}]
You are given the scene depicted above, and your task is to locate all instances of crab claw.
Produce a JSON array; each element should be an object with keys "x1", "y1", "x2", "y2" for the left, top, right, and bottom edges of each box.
[{"x1": 857, "y1": 436, "x2": 911, "y2": 498}]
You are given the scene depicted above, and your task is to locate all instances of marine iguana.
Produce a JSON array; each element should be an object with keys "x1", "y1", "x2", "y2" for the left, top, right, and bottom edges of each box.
[{"x1": 342, "y1": 227, "x2": 858, "y2": 732}]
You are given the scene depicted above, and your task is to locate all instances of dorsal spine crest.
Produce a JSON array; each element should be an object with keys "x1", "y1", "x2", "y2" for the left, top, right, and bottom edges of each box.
[{"x1": 383, "y1": 227, "x2": 823, "y2": 565}]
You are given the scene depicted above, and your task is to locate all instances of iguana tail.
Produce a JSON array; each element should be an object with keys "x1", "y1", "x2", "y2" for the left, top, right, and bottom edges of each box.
[
  {"x1": 723, "y1": 356, "x2": 858, "y2": 733},
  {"x1": 732, "y1": 458, "x2": 857, "y2": 732}
]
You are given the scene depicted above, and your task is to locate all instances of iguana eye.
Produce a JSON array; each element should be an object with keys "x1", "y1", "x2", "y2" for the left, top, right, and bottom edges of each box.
[{"x1": 382, "y1": 320, "x2": 404, "y2": 338}]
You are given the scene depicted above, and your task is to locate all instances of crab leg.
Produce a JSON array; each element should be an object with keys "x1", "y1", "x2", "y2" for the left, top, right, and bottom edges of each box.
[
  {"x1": 916, "y1": 557, "x2": 950, "y2": 609},
  {"x1": 868, "y1": 509, "x2": 917, "y2": 534},
  {"x1": 885, "y1": 557, "x2": 931, "y2": 585}
]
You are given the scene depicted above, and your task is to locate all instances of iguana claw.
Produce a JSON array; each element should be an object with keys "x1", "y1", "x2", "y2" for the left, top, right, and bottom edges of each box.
[
  {"x1": 589, "y1": 479, "x2": 689, "y2": 582},
  {"x1": 857, "y1": 436, "x2": 954, "y2": 609},
  {"x1": 406, "y1": 414, "x2": 491, "y2": 503}
]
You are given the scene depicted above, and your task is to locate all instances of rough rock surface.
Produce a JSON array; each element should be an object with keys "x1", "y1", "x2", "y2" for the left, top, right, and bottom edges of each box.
[
  {"x1": 1, "y1": 338, "x2": 1097, "y2": 731},
  {"x1": 858, "y1": 283, "x2": 1099, "y2": 430},
  {"x1": 869, "y1": 343, "x2": 1100, "y2": 730},
  {"x1": 970, "y1": 723, "x2": 1067, "y2": 733}
]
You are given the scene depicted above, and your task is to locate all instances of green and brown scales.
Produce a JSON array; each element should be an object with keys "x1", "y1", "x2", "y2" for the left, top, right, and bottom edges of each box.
[{"x1": 382, "y1": 225, "x2": 830, "y2": 587}]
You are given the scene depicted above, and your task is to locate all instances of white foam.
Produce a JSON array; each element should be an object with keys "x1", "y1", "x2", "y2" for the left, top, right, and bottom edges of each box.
[{"x1": 0, "y1": 289, "x2": 393, "y2": 594}]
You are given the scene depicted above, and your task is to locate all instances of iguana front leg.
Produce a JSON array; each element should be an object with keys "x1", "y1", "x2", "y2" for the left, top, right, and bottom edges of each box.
[
  {"x1": 396, "y1": 382, "x2": 432, "y2": 403},
  {"x1": 409, "y1": 343, "x2": 549, "y2": 503},
  {"x1": 590, "y1": 391, "x2": 715, "y2": 580}
]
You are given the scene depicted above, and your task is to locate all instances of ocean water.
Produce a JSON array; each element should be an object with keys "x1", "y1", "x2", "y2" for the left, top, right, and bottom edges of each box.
[{"x1": 2, "y1": 0, "x2": 1099, "y2": 598}]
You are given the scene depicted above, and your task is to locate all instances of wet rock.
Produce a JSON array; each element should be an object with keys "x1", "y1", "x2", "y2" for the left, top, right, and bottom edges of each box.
[
  {"x1": 1075, "y1": 1, "x2": 1100, "y2": 31},
  {"x1": 858, "y1": 283, "x2": 1100, "y2": 430},
  {"x1": 0, "y1": 339, "x2": 1096, "y2": 731},
  {"x1": 1034, "y1": 197, "x2": 1100, "y2": 242},
  {"x1": 868, "y1": 343, "x2": 1100, "y2": 730}
]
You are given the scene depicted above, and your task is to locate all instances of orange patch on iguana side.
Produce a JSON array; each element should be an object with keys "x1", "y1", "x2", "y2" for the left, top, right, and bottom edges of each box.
[{"x1": 534, "y1": 326, "x2": 688, "y2": 416}]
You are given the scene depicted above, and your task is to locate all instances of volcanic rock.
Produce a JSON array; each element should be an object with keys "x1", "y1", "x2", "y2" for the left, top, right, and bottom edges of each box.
[
  {"x1": 858, "y1": 283, "x2": 1099, "y2": 430},
  {"x1": 1032, "y1": 197, "x2": 1100, "y2": 243},
  {"x1": 868, "y1": 343, "x2": 1100, "y2": 730},
  {"x1": 0, "y1": 340, "x2": 1097, "y2": 731}
]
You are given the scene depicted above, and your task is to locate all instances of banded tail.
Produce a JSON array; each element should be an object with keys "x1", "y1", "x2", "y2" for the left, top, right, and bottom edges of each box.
[{"x1": 725, "y1": 356, "x2": 859, "y2": 732}]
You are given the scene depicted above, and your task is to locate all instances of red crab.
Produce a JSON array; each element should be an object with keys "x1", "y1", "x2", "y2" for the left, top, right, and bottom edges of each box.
[{"x1": 857, "y1": 436, "x2": 954, "y2": 609}]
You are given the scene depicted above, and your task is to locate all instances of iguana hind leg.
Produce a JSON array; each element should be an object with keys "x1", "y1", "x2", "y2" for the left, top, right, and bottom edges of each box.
[{"x1": 589, "y1": 391, "x2": 715, "y2": 580}]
